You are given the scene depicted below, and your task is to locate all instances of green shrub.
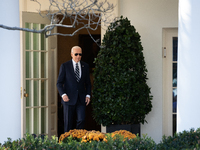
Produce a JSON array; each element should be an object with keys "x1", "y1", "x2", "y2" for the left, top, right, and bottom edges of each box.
[
  {"x1": 92, "y1": 16, "x2": 153, "y2": 126},
  {"x1": 2, "y1": 128, "x2": 200, "y2": 149},
  {"x1": 0, "y1": 133, "x2": 155, "y2": 150},
  {"x1": 157, "y1": 128, "x2": 200, "y2": 150},
  {"x1": 0, "y1": 133, "x2": 60, "y2": 150}
]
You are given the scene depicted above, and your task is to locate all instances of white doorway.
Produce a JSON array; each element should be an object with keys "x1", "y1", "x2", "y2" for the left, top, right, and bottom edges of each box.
[
  {"x1": 21, "y1": 12, "x2": 57, "y2": 137},
  {"x1": 163, "y1": 28, "x2": 178, "y2": 136}
]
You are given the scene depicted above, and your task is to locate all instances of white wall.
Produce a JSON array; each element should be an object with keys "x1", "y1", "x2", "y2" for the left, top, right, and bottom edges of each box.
[
  {"x1": 0, "y1": 0, "x2": 21, "y2": 144},
  {"x1": 21, "y1": 0, "x2": 50, "y2": 12},
  {"x1": 177, "y1": 0, "x2": 200, "y2": 132},
  {"x1": 119, "y1": 0, "x2": 178, "y2": 143}
]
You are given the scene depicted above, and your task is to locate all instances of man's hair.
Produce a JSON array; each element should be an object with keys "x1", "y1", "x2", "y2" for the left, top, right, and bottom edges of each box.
[{"x1": 71, "y1": 46, "x2": 82, "y2": 53}]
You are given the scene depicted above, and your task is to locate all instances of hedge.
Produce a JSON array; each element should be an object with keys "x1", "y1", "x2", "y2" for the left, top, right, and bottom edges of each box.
[{"x1": 1, "y1": 128, "x2": 200, "y2": 150}]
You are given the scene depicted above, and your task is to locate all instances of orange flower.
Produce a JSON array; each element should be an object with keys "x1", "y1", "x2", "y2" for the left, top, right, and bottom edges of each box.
[
  {"x1": 59, "y1": 129, "x2": 88, "y2": 143},
  {"x1": 59, "y1": 129, "x2": 136, "y2": 143},
  {"x1": 93, "y1": 136, "x2": 99, "y2": 141},
  {"x1": 103, "y1": 138, "x2": 108, "y2": 143},
  {"x1": 89, "y1": 134, "x2": 94, "y2": 140},
  {"x1": 98, "y1": 133, "x2": 105, "y2": 139},
  {"x1": 111, "y1": 130, "x2": 136, "y2": 140},
  {"x1": 81, "y1": 139, "x2": 87, "y2": 143}
]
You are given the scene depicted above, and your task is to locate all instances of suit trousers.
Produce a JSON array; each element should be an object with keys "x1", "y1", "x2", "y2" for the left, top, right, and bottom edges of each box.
[{"x1": 63, "y1": 96, "x2": 86, "y2": 133}]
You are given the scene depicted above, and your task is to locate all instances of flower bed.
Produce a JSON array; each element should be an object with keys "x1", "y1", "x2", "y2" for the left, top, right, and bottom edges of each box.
[
  {"x1": 59, "y1": 129, "x2": 136, "y2": 143},
  {"x1": 2, "y1": 128, "x2": 200, "y2": 149}
]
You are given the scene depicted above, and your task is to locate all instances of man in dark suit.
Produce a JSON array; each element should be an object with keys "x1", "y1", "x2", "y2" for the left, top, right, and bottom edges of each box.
[{"x1": 57, "y1": 46, "x2": 91, "y2": 132}]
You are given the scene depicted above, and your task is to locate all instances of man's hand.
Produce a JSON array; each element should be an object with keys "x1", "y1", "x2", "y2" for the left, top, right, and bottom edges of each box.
[
  {"x1": 85, "y1": 97, "x2": 90, "y2": 106},
  {"x1": 63, "y1": 95, "x2": 70, "y2": 102}
]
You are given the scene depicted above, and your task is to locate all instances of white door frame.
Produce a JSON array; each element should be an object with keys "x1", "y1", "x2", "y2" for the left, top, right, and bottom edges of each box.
[
  {"x1": 162, "y1": 28, "x2": 178, "y2": 137},
  {"x1": 21, "y1": 12, "x2": 57, "y2": 137}
]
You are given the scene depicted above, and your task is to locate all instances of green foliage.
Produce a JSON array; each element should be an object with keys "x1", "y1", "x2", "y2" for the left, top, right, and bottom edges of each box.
[
  {"x1": 157, "y1": 128, "x2": 200, "y2": 150},
  {"x1": 2, "y1": 128, "x2": 200, "y2": 149},
  {"x1": 62, "y1": 135, "x2": 82, "y2": 143},
  {"x1": 127, "y1": 134, "x2": 156, "y2": 150},
  {"x1": 0, "y1": 133, "x2": 156, "y2": 150},
  {"x1": 92, "y1": 16, "x2": 153, "y2": 126}
]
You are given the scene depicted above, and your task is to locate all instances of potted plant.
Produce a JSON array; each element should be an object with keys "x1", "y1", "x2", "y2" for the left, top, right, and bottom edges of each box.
[{"x1": 92, "y1": 16, "x2": 153, "y2": 135}]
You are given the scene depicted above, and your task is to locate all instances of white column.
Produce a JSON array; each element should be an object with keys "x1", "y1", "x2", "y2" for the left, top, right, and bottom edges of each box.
[
  {"x1": 177, "y1": 0, "x2": 200, "y2": 132},
  {"x1": 0, "y1": 0, "x2": 21, "y2": 143}
]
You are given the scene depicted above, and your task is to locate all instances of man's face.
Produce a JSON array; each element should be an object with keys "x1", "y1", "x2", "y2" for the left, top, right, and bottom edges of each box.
[{"x1": 71, "y1": 47, "x2": 82, "y2": 63}]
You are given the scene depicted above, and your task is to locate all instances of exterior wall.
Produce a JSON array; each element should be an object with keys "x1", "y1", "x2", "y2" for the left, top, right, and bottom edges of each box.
[
  {"x1": 178, "y1": 0, "x2": 200, "y2": 132},
  {"x1": 0, "y1": 0, "x2": 21, "y2": 144},
  {"x1": 21, "y1": 0, "x2": 50, "y2": 12},
  {"x1": 119, "y1": 0, "x2": 178, "y2": 143},
  {"x1": 101, "y1": 0, "x2": 120, "y2": 37}
]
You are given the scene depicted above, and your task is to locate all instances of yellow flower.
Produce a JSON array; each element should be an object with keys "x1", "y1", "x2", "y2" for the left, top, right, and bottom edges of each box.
[
  {"x1": 103, "y1": 138, "x2": 108, "y2": 143},
  {"x1": 89, "y1": 133, "x2": 94, "y2": 140},
  {"x1": 81, "y1": 139, "x2": 87, "y2": 143},
  {"x1": 93, "y1": 136, "x2": 99, "y2": 141},
  {"x1": 59, "y1": 129, "x2": 88, "y2": 143},
  {"x1": 59, "y1": 129, "x2": 136, "y2": 143},
  {"x1": 98, "y1": 133, "x2": 105, "y2": 139},
  {"x1": 111, "y1": 130, "x2": 136, "y2": 141}
]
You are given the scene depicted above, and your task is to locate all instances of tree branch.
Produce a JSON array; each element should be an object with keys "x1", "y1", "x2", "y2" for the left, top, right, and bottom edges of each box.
[{"x1": 0, "y1": 0, "x2": 115, "y2": 44}]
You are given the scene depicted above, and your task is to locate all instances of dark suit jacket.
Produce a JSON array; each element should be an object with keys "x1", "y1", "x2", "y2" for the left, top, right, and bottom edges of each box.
[{"x1": 57, "y1": 60, "x2": 91, "y2": 105}]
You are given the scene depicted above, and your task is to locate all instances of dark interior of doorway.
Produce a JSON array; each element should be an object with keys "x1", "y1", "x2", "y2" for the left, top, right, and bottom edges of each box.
[{"x1": 57, "y1": 34, "x2": 101, "y2": 137}]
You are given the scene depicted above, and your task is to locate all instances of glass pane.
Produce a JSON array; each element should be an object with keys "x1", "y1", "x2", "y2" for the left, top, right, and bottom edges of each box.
[
  {"x1": 41, "y1": 24, "x2": 46, "y2": 50},
  {"x1": 26, "y1": 109, "x2": 31, "y2": 133},
  {"x1": 41, "y1": 80, "x2": 47, "y2": 106},
  {"x1": 33, "y1": 52, "x2": 39, "y2": 78},
  {"x1": 41, "y1": 108, "x2": 47, "y2": 134},
  {"x1": 173, "y1": 37, "x2": 178, "y2": 61},
  {"x1": 173, "y1": 114, "x2": 177, "y2": 136},
  {"x1": 172, "y1": 37, "x2": 178, "y2": 135},
  {"x1": 33, "y1": 24, "x2": 39, "y2": 50},
  {"x1": 173, "y1": 63, "x2": 177, "y2": 87},
  {"x1": 26, "y1": 51, "x2": 31, "y2": 78},
  {"x1": 41, "y1": 52, "x2": 46, "y2": 78},
  {"x1": 173, "y1": 88, "x2": 177, "y2": 113},
  {"x1": 34, "y1": 108, "x2": 39, "y2": 134},
  {"x1": 25, "y1": 23, "x2": 31, "y2": 50},
  {"x1": 34, "y1": 80, "x2": 39, "y2": 106},
  {"x1": 26, "y1": 80, "x2": 32, "y2": 107}
]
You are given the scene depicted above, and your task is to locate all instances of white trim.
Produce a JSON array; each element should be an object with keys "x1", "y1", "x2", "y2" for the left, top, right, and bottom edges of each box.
[
  {"x1": 22, "y1": 12, "x2": 54, "y2": 136},
  {"x1": 162, "y1": 28, "x2": 178, "y2": 137}
]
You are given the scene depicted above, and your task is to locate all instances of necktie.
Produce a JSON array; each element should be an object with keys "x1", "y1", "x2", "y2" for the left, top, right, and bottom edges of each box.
[{"x1": 75, "y1": 63, "x2": 80, "y2": 82}]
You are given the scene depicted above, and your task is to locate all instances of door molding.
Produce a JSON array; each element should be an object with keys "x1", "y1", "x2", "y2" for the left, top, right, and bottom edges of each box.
[
  {"x1": 21, "y1": 12, "x2": 57, "y2": 137},
  {"x1": 162, "y1": 28, "x2": 178, "y2": 137}
]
